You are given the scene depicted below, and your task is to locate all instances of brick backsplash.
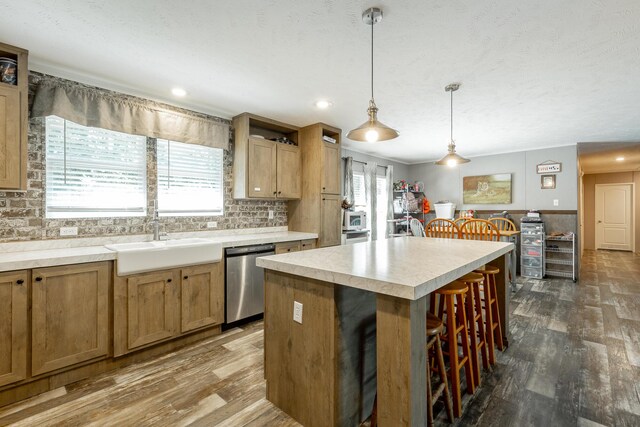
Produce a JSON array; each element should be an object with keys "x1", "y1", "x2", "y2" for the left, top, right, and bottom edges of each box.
[{"x1": 0, "y1": 73, "x2": 288, "y2": 242}]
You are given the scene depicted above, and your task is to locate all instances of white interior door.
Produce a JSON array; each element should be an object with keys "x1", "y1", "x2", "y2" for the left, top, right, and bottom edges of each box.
[{"x1": 595, "y1": 184, "x2": 633, "y2": 251}]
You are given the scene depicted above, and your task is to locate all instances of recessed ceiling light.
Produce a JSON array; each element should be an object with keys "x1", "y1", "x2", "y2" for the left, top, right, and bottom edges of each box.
[
  {"x1": 616, "y1": 156, "x2": 625, "y2": 161},
  {"x1": 315, "y1": 100, "x2": 332, "y2": 109},
  {"x1": 172, "y1": 87, "x2": 187, "y2": 97}
]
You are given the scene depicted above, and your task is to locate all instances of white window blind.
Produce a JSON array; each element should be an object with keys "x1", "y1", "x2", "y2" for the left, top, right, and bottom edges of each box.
[
  {"x1": 157, "y1": 139, "x2": 224, "y2": 216},
  {"x1": 45, "y1": 116, "x2": 147, "y2": 218},
  {"x1": 353, "y1": 172, "x2": 366, "y2": 208}
]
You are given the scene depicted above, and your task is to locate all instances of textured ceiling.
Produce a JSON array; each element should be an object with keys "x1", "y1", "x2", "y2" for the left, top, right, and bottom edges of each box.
[{"x1": 1, "y1": 1, "x2": 639, "y2": 164}]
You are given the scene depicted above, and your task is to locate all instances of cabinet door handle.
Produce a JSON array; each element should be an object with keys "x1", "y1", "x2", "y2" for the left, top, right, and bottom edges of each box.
[
  {"x1": 322, "y1": 187, "x2": 326, "y2": 190},
  {"x1": 273, "y1": 191, "x2": 277, "y2": 195},
  {"x1": 183, "y1": 276, "x2": 189, "y2": 280},
  {"x1": 278, "y1": 191, "x2": 281, "y2": 195},
  {"x1": 167, "y1": 278, "x2": 172, "y2": 283},
  {"x1": 35, "y1": 277, "x2": 43, "y2": 282},
  {"x1": 16, "y1": 279, "x2": 24, "y2": 285},
  {"x1": 322, "y1": 198, "x2": 326, "y2": 201}
]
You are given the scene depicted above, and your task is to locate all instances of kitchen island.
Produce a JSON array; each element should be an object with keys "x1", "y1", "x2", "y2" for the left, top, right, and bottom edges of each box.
[{"x1": 257, "y1": 237, "x2": 514, "y2": 427}]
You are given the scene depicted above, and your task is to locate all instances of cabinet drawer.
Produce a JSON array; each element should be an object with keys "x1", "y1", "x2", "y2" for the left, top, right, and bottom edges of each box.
[
  {"x1": 275, "y1": 241, "x2": 301, "y2": 254},
  {"x1": 300, "y1": 239, "x2": 317, "y2": 250},
  {"x1": 521, "y1": 256, "x2": 542, "y2": 268},
  {"x1": 522, "y1": 267, "x2": 543, "y2": 279},
  {"x1": 522, "y1": 245, "x2": 543, "y2": 257}
]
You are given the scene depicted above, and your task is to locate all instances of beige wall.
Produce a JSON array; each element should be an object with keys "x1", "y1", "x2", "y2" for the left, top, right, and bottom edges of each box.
[{"x1": 582, "y1": 172, "x2": 639, "y2": 251}]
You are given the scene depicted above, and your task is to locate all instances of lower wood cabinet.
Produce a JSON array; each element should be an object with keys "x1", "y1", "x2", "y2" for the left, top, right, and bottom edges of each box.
[
  {"x1": 114, "y1": 261, "x2": 224, "y2": 356},
  {"x1": 181, "y1": 263, "x2": 224, "y2": 333},
  {"x1": 31, "y1": 262, "x2": 110, "y2": 376},
  {"x1": 275, "y1": 240, "x2": 302, "y2": 254},
  {"x1": 0, "y1": 270, "x2": 28, "y2": 386}
]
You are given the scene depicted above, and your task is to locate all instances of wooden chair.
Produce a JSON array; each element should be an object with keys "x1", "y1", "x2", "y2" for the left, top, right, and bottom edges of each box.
[
  {"x1": 459, "y1": 219, "x2": 501, "y2": 241},
  {"x1": 409, "y1": 218, "x2": 425, "y2": 237},
  {"x1": 488, "y1": 217, "x2": 517, "y2": 233},
  {"x1": 430, "y1": 281, "x2": 474, "y2": 418},
  {"x1": 453, "y1": 217, "x2": 467, "y2": 228},
  {"x1": 425, "y1": 218, "x2": 460, "y2": 239}
]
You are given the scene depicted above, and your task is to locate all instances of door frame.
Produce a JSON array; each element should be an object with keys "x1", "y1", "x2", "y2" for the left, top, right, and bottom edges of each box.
[{"x1": 594, "y1": 183, "x2": 635, "y2": 252}]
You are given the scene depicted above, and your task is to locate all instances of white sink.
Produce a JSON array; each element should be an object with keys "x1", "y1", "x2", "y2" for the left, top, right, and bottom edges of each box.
[{"x1": 105, "y1": 238, "x2": 222, "y2": 276}]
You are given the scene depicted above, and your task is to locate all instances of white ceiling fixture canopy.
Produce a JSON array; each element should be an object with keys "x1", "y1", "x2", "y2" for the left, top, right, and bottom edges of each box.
[{"x1": 347, "y1": 7, "x2": 399, "y2": 143}]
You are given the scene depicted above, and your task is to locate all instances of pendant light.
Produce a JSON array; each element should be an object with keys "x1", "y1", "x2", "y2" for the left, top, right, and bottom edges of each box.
[
  {"x1": 436, "y1": 83, "x2": 470, "y2": 167},
  {"x1": 347, "y1": 7, "x2": 399, "y2": 143}
]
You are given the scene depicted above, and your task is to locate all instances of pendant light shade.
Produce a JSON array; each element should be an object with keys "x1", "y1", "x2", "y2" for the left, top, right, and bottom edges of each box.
[
  {"x1": 347, "y1": 8, "x2": 399, "y2": 143},
  {"x1": 436, "y1": 83, "x2": 469, "y2": 167}
]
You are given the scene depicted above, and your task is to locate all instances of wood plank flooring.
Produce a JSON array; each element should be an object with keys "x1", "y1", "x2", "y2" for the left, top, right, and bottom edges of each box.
[{"x1": 0, "y1": 249, "x2": 638, "y2": 426}]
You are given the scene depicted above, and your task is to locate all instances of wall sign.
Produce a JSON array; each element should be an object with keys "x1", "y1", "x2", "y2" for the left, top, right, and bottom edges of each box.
[{"x1": 537, "y1": 161, "x2": 562, "y2": 174}]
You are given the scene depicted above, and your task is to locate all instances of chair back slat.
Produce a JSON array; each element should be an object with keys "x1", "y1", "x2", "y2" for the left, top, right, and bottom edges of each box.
[
  {"x1": 460, "y1": 219, "x2": 501, "y2": 241},
  {"x1": 453, "y1": 218, "x2": 467, "y2": 228},
  {"x1": 409, "y1": 218, "x2": 425, "y2": 237},
  {"x1": 425, "y1": 219, "x2": 460, "y2": 239},
  {"x1": 488, "y1": 217, "x2": 517, "y2": 232}
]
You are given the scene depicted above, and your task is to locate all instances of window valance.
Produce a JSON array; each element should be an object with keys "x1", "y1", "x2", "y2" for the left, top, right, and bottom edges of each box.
[{"x1": 31, "y1": 75, "x2": 230, "y2": 150}]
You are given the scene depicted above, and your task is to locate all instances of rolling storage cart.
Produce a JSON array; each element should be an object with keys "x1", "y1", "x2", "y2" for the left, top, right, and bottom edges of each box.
[
  {"x1": 545, "y1": 233, "x2": 576, "y2": 282},
  {"x1": 520, "y1": 222, "x2": 545, "y2": 279}
]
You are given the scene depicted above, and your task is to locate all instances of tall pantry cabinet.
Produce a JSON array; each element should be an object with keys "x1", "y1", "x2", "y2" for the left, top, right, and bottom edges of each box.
[{"x1": 288, "y1": 123, "x2": 342, "y2": 247}]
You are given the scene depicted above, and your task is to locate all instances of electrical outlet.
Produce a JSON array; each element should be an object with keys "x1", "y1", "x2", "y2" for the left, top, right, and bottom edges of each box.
[
  {"x1": 553, "y1": 199, "x2": 559, "y2": 206},
  {"x1": 293, "y1": 301, "x2": 303, "y2": 324},
  {"x1": 207, "y1": 221, "x2": 218, "y2": 229},
  {"x1": 268, "y1": 210, "x2": 274, "y2": 220},
  {"x1": 60, "y1": 227, "x2": 78, "y2": 236}
]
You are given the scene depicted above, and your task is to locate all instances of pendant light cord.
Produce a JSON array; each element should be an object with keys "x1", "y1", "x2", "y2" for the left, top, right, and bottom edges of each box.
[
  {"x1": 371, "y1": 18, "x2": 374, "y2": 101},
  {"x1": 450, "y1": 88, "x2": 454, "y2": 143}
]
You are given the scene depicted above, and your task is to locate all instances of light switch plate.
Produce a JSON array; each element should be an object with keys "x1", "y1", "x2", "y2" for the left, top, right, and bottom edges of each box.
[
  {"x1": 60, "y1": 226, "x2": 78, "y2": 236},
  {"x1": 207, "y1": 221, "x2": 218, "y2": 228},
  {"x1": 268, "y1": 210, "x2": 274, "y2": 220},
  {"x1": 553, "y1": 199, "x2": 559, "y2": 206},
  {"x1": 293, "y1": 301, "x2": 303, "y2": 324}
]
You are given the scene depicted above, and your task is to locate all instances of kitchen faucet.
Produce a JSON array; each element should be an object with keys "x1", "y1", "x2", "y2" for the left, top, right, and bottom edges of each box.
[{"x1": 151, "y1": 200, "x2": 167, "y2": 241}]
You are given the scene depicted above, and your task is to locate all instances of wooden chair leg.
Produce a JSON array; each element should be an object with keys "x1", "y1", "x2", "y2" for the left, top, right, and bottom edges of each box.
[
  {"x1": 473, "y1": 282, "x2": 489, "y2": 371},
  {"x1": 490, "y1": 276, "x2": 505, "y2": 351},
  {"x1": 483, "y1": 280, "x2": 497, "y2": 365},
  {"x1": 427, "y1": 348, "x2": 434, "y2": 427},
  {"x1": 446, "y1": 294, "x2": 463, "y2": 418},
  {"x1": 465, "y1": 283, "x2": 481, "y2": 388},
  {"x1": 435, "y1": 334, "x2": 454, "y2": 423},
  {"x1": 456, "y1": 293, "x2": 475, "y2": 395}
]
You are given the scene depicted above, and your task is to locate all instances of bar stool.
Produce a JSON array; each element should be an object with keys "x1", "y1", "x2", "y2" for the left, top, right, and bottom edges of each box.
[
  {"x1": 458, "y1": 272, "x2": 490, "y2": 388},
  {"x1": 430, "y1": 281, "x2": 474, "y2": 418},
  {"x1": 474, "y1": 265, "x2": 505, "y2": 365},
  {"x1": 426, "y1": 312, "x2": 454, "y2": 426}
]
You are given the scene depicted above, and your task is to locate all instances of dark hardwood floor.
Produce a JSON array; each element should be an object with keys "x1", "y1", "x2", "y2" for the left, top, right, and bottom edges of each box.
[{"x1": 0, "y1": 249, "x2": 638, "y2": 426}]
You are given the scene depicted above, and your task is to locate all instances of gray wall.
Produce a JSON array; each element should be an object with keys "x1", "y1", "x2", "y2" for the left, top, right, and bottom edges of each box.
[
  {"x1": 341, "y1": 148, "x2": 411, "y2": 181},
  {"x1": 407, "y1": 145, "x2": 578, "y2": 211}
]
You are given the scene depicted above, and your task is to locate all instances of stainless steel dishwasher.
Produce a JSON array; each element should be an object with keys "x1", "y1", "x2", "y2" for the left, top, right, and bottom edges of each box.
[{"x1": 225, "y1": 243, "x2": 275, "y2": 323}]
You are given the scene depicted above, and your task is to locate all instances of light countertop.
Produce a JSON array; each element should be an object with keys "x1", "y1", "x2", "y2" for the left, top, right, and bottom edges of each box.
[
  {"x1": 0, "y1": 229, "x2": 317, "y2": 272},
  {"x1": 257, "y1": 237, "x2": 513, "y2": 300}
]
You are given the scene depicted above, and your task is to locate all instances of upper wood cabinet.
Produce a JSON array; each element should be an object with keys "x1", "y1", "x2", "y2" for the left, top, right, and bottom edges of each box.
[
  {"x1": 0, "y1": 42, "x2": 28, "y2": 190},
  {"x1": 0, "y1": 270, "x2": 28, "y2": 387},
  {"x1": 232, "y1": 113, "x2": 301, "y2": 200},
  {"x1": 288, "y1": 123, "x2": 343, "y2": 247},
  {"x1": 31, "y1": 262, "x2": 110, "y2": 376}
]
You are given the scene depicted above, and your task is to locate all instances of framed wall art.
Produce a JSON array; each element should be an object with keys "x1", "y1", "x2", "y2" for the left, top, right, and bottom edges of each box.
[
  {"x1": 541, "y1": 175, "x2": 556, "y2": 189},
  {"x1": 462, "y1": 173, "x2": 512, "y2": 204}
]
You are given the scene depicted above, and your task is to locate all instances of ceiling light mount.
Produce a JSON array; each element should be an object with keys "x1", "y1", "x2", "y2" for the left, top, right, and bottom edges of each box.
[
  {"x1": 347, "y1": 7, "x2": 399, "y2": 143},
  {"x1": 436, "y1": 82, "x2": 470, "y2": 167}
]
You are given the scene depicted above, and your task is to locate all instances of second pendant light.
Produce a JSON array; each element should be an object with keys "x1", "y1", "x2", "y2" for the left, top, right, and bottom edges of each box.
[{"x1": 435, "y1": 83, "x2": 470, "y2": 167}]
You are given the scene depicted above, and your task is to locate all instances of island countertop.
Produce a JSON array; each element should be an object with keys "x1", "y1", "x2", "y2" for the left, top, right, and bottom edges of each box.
[{"x1": 257, "y1": 236, "x2": 514, "y2": 300}]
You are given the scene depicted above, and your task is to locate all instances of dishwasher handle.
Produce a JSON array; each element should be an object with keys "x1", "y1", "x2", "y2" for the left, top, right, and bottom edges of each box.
[{"x1": 225, "y1": 244, "x2": 276, "y2": 257}]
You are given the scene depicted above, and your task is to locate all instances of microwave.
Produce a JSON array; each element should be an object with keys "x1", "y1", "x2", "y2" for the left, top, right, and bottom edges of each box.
[{"x1": 343, "y1": 211, "x2": 367, "y2": 231}]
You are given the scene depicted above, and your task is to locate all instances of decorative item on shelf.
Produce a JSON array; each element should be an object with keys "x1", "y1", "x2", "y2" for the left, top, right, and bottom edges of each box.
[
  {"x1": 462, "y1": 173, "x2": 512, "y2": 204},
  {"x1": 393, "y1": 179, "x2": 408, "y2": 191},
  {"x1": 413, "y1": 181, "x2": 424, "y2": 192},
  {"x1": 459, "y1": 209, "x2": 476, "y2": 219},
  {"x1": 347, "y1": 7, "x2": 399, "y2": 143},
  {"x1": 435, "y1": 83, "x2": 469, "y2": 167},
  {"x1": 0, "y1": 57, "x2": 17, "y2": 85},
  {"x1": 402, "y1": 191, "x2": 419, "y2": 212},
  {"x1": 541, "y1": 174, "x2": 556, "y2": 189},
  {"x1": 422, "y1": 197, "x2": 431, "y2": 214},
  {"x1": 322, "y1": 135, "x2": 337, "y2": 144},
  {"x1": 269, "y1": 136, "x2": 296, "y2": 146},
  {"x1": 341, "y1": 198, "x2": 353, "y2": 210}
]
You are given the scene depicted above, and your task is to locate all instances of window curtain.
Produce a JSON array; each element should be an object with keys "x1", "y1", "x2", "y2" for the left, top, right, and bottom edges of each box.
[
  {"x1": 344, "y1": 157, "x2": 355, "y2": 207},
  {"x1": 30, "y1": 73, "x2": 229, "y2": 149},
  {"x1": 364, "y1": 162, "x2": 378, "y2": 241},
  {"x1": 385, "y1": 165, "x2": 394, "y2": 238}
]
